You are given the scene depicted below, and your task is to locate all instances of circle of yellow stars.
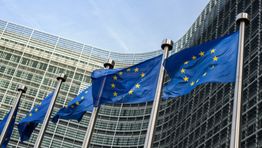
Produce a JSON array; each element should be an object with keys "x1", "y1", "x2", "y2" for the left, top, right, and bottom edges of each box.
[
  {"x1": 64, "y1": 92, "x2": 87, "y2": 109},
  {"x1": 27, "y1": 93, "x2": 54, "y2": 117},
  {"x1": 110, "y1": 67, "x2": 145, "y2": 97},
  {"x1": 65, "y1": 100, "x2": 82, "y2": 109},
  {"x1": 28, "y1": 105, "x2": 40, "y2": 117},
  {"x1": 180, "y1": 49, "x2": 218, "y2": 86}
]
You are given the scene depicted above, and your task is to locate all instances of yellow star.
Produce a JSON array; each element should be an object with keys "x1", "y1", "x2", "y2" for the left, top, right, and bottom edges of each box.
[
  {"x1": 29, "y1": 113, "x2": 32, "y2": 117},
  {"x1": 190, "y1": 81, "x2": 195, "y2": 86},
  {"x1": 135, "y1": 83, "x2": 140, "y2": 88},
  {"x1": 113, "y1": 91, "x2": 118, "y2": 96},
  {"x1": 111, "y1": 83, "x2": 115, "y2": 88},
  {"x1": 76, "y1": 101, "x2": 80, "y2": 105},
  {"x1": 192, "y1": 56, "x2": 196, "y2": 60},
  {"x1": 184, "y1": 61, "x2": 189, "y2": 65},
  {"x1": 118, "y1": 71, "x2": 123, "y2": 75},
  {"x1": 181, "y1": 68, "x2": 185, "y2": 74},
  {"x1": 128, "y1": 90, "x2": 133, "y2": 95},
  {"x1": 199, "y1": 51, "x2": 205, "y2": 57},
  {"x1": 126, "y1": 68, "x2": 131, "y2": 72},
  {"x1": 113, "y1": 75, "x2": 117, "y2": 80},
  {"x1": 71, "y1": 105, "x2": 74, "y2": 108},
  {"x1": 134, "y1": 68, "x2": 139, "y2": 72},
  {"x1": 34, "y1": 108, "x2": 38, "y2": 112},
  {"x1": 140, "y1": 72, "x2": 145, "y2": 78},
  {"x1": 211, "y1": 49, "x2": 215, "y2": 54},
  {"x1": 183, "y1": 76, "x2": 189, "y2": 82},
  {"x1": 213, "y1": 56, "x2": 218, "y2": 61}
]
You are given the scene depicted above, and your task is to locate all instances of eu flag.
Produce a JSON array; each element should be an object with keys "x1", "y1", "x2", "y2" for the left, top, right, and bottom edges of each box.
[
  {"x1": 163, "y1": 32, "x2": 239, "y2": 99},
  {"x1": 18, "y1": 92, "x2": 53, "y2": 142},
  {"x1": 92, "y1": 55, "x2": 162, "y2": 106},
  {"x1": 52, "y1": 86, "x2": 93, "y2": 123},
  {"x1": 0, "y1": 107, "x2": 18, "y2": 148}
]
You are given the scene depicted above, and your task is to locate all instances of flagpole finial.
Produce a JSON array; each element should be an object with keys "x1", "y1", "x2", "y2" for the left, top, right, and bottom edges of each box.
[
  {"x1": 161, "y1": 39, "x2": 173, "y2": 51},
  {"x1": 17, "y1": 85, "x2": 27, "y2": 93},
  {"x1": 104, "y1": 59, "x2": 115, "y2": 69},
  {"x1": 236, "y1": 12, "x2": 250, "y2": 25},
  {"x1": 57, "y1": 73, "x2": 67, "y2": 82}
]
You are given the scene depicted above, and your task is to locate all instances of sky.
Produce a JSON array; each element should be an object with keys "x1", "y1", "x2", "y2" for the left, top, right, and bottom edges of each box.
[{"x1": 0, "y1": 0, "x2": 209, "y2": 53}]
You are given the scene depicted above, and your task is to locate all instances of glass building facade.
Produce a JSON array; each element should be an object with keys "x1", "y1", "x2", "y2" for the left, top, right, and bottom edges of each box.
[{"x1": 0, "y1": 0, "x2": 261, "y2": 147}]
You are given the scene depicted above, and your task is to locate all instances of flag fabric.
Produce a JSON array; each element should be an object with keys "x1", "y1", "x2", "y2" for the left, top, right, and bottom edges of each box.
[
  {"x1": 91, "y1": 55, "x2": 162, "y2": 106},
  {"x1": 52, "y1": 86, "x2": 93, "y2": 123},
  {"x1": 163, "y1": 32, "x2": 239, "y2": 99},
  {"x1": 0, "y1": 107, "x2": 18, "y2": 148},
  {"x1": 18, "y1": 92, "x2": 53, "y2": 142}
]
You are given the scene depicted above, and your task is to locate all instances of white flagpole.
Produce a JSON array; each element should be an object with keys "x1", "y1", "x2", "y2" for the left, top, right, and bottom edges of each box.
[
  {"x1": 144, "y1": 39, "x2": 173, "y2": 148},
  {"x1": 0, "y1": 85, "x2": 27, "y2": 145},
  {"x1": 82, "y1": 59, "x2": 115, "y2": 148},
  {"x1": 34, "y1": 73, "x2": 67, "y2": 148},
  {"x1": 230, "y1": 12, "x2": 250, "y2": 148}
]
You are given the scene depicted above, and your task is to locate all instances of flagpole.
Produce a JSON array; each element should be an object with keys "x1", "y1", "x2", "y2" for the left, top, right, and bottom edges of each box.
[
  {"x1": 144, "y1": 39, "x2": 173, "y2": 148},
  {"x1": 0, "y1": 85, "x2": 27, "y2": 145},
  {"x1": 34, "y1": 73, "x2": 67, "y2": 148},
  {"x1": 230, "y1": 13, "x2": 249, "y2": 148},
  {"x1": 82, "y1": 59, "x2": 115, "y2": 148}
]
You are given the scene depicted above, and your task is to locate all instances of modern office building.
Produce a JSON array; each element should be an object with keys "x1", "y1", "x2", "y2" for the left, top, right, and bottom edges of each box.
[{"x1": 0, "y1": 0, "x2": 260, "y2": 147}]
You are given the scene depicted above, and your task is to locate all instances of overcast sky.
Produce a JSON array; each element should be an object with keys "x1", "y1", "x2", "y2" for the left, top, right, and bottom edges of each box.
[{"x1": 0, "y1": 0, "x2": 209, "y2": 53}]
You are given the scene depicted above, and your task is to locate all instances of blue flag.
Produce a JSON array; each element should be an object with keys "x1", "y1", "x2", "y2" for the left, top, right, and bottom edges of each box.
[
  {"x1": 92, "y1": 55, "x2": 162, "y2": 106},
  {"x1": 18, "y1": 92, "x2": 53, "y2": 142},
  {"x1": 163, "y1": 32, "x2": 239, "y2": 99},
  {"x1": 0, "y1": 107, "x2": 18, "y2": 148},
  {"x1": 52, "y1": 86, "x2": 93, "y2": 123}
]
